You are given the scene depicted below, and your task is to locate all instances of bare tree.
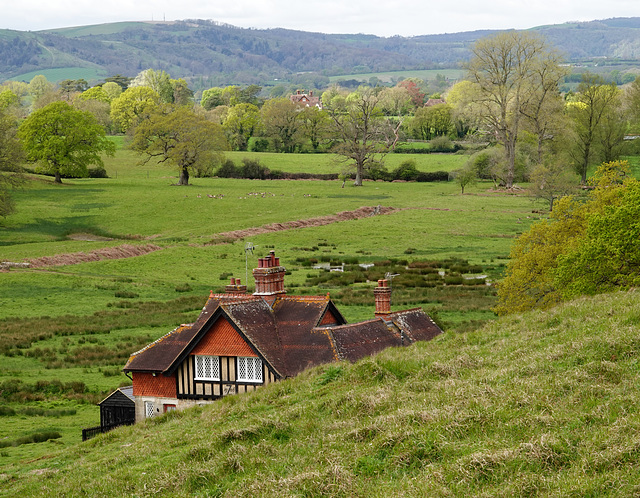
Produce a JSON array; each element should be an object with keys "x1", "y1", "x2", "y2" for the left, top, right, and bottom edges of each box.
[{"x1": 466, "y1": 31, "x2": 564, "y2": 188}]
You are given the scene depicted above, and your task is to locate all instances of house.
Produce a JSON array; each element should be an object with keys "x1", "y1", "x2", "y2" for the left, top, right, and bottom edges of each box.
[
  {"x1": 425, "y1": 98, "x2": 446, "y2": 107},
  {"x1": 122, "y1": 251, "x2": 441, "y2": 422},
  {"x1": 290, "y1": 90, "x2": 322, "y2": 109}
]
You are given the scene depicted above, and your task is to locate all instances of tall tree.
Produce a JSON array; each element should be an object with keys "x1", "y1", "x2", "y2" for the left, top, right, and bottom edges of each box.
[
  {"x1": 222, "y1": 103, "x2": 261, "y2": 151},
  {"x1": 18, "y1": 101, "x2": 115, "y2": 184},
  {"x1": 110, "y1": 86, "x2": 161, "y2": 132},
  {"x1": 0, "y1": 108, "x2": 23, "y2": 218},
  {"x1": 130, "y1": 106, "x2": 229, "y2": 186},
  {"x1": 466, "y1": 31, "x2": 564, "y2": 188},
  {"x1": 567, "y1": 73, "x2": 621, "y2": 184},
  {"x1": 325, "y1": 88, "x2": 388, "y2": 186},
  {"x1": 261, "y1": 98, "x2": 303, "y2": 153}
]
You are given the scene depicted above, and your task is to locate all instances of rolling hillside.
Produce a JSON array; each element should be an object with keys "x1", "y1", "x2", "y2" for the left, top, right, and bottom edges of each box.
[
  {"x1": 2, "y1": 290, "x2": 639, "y2": 496},
  {"x1": 1, "y1": 17, "x2": 640, "y2": 88}
]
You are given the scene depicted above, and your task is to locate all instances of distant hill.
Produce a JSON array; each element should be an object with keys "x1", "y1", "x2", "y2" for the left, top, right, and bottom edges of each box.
[{"x1": 1, "y1": 17, "x2": 640, "y2": 89}]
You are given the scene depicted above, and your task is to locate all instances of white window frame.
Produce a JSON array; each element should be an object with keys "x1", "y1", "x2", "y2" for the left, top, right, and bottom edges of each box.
[
  {"x1": 145, "y1": 401, "x2": 155, "y2": 418},
  {"x1": 237, "y1": 356, "x2": 263, "y2": 383},
  {"x1": 194, "y1": 355, "x2": 220, "y2": 381}
]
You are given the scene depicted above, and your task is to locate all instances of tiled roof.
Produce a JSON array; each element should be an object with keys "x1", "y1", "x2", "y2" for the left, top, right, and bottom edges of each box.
[
  {"x1": 124, "y1": 292, "x2": 442, "y2": 379},
  {"x1": 324, "y1": 319, "x2": 402, "y2": 362}
]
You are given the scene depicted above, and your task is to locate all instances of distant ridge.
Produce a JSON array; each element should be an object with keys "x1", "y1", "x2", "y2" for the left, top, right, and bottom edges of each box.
[{"x1": 1, "y1": 17, "x2": 639, "y2": 87}]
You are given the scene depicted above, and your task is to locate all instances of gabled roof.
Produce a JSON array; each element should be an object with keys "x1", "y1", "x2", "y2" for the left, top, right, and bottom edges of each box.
[
  {"x1": 98, "y1": 386, "x2": 135, "y2": 407},
  {"x1": 123, "y1": 293, "x2": 348, "y2": 378}
]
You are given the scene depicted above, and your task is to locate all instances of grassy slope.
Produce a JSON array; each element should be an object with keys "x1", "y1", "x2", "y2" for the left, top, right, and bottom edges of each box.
[{"x1": 2, "y1": 290, "x2": 639, "y2": 496}]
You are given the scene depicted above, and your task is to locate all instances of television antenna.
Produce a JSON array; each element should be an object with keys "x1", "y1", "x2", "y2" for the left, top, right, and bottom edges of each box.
[
  {"x1": 385, "y1": 272, "x2": 399, "y2": 306},
  {"x1": 245, "y1": 242, "x2": 255, "y2": 284}
]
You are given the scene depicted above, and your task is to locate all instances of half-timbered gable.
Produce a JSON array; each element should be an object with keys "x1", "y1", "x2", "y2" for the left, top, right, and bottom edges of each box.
[{"x1": 123, "y1": 251, "x2": 442, "y2": 423}]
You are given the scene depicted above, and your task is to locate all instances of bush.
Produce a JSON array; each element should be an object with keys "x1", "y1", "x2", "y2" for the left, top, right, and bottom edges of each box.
[
  {"x1": 88, "y1": 166, "x2": 109, "y2": 178},
  {"x1": 240, "y1": 159, "x2": 269, "y2": 180},
  {"x1": 250, "y1": 138, "x2": 271, "y2": 152},
  {"x1": 216, "y1": 159, "x2": 240, "y2": 178},
  {"x1": 392, "y1": 160, "x2": 419, "y2": 181},
  {"x1": 416, "y1": 171, "x2": 450, "y2": 182},
  {"x1": 430, "y1": 135, "x2": 457, "y2": 152}
]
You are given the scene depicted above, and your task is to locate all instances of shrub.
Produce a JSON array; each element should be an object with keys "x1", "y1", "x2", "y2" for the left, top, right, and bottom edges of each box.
[
  {"x1": 392, "y1": 160, "x2": 419, "y2": 181},
  {"x1": 430, "y1": 136, "x2": 457, "y2": 152},
  {"x1": 216, "y1": 159, "x2": 240, "y2": 178},
  {"x1": 250, "y1": 138, "x2": 270, "y2": 152},
  {"x1": 175, "y1": 283, "x2": 192, "y2": 292},
  {"x1": 88, "y1": 166, "x2": 109, "y2": 178}
]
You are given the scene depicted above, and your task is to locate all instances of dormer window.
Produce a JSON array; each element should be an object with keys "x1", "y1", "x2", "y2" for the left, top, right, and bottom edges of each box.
[
  {"x1": 194, "y1": 355, "x2": 220, "y2": 381},
  {"x1": 237, "y1": 356, "x2": 262, "y2": 382}
]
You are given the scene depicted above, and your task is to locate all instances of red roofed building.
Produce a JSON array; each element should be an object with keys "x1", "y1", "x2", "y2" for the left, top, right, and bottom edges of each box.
[
  {"x1": 290, "y1": 90, "x2": 322, "y2": 108},
  {"x1": 123, "y1": 251, "x2": 441, "y2": 421}
]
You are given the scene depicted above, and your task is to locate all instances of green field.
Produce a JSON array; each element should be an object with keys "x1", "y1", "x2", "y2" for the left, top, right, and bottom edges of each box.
[
  {"x1": 11, "y1": 67, "x2": 107, "y2": 84},
  {"x1": 0, "y1": 144, "x2": 544, "y2": 466}
]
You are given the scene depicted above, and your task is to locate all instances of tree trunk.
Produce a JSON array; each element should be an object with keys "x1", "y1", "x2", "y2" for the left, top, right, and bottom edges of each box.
[
  {"x1": 354, "y1": 162, "x2": 363, "y2": 186},
  {"x1": 178, "y1": 167, "x2": 189, "y2": 186},
  {"x1": 54, "y1": 171, "x2": 62, "y2": 184}
]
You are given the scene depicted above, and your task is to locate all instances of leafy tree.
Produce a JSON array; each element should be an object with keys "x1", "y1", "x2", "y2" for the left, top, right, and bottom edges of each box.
[
  {"x1": 397, "y1": 79, "x2": 425, "y2": 108},
  {"x1": 77, "y1": 86, "x2": 110, "y2": 104},
  {"x1": 222, "y1": 103, "x2": 261, "y2": 151},
  {"x1": 201, "y1": 87, "x2": 225, "y2": 110},
  {"x1": 495, "y1": 160, "x2": 635, "y2": 315},
  {"x1": 566, "y1": 73, "x2": 621, "y2": 184},
  {"x1": 411, "y1": 104, "x2": 455, "y2": 140},
  {"x1": 325, "y1": 87, "x2": 388, "y2": 186},
  {"x1": 28, "y1": 75, "x2": 53, "y2": 102},
  {"x1": 450, "y1": 164, "x2": 477, "y2": 194},
  {"x1": 260, "y1": 98, "x2": 303, "y2": 152},
  {"x1": 466, "y1": 31, "x2": 564, "y2": 188},
  {"x1": 0, "y1": 109, "x2": 24, "y2": 218},
  {"x1": 0, "y1": 89, "x2": 20, "y2": 111},
  {"x1": 104, "y1": 74, "x2": 132, "y2": 91},
  {"x1": 110, "y1": 86, "x2": 161, "y2": 132},
  {"x1": 101, "y1": 82, "x2": 123, "y2": 101},
  {"x1": 130, "y1": 106, "x2": 229, "y2": 185},
  {"x1": 300, "y1": 106, "x2": 331, "y2": 151},
  {"x1": 60, "y1": 79, "x2": 88, "y2": 100},
  {"x1": 130, "y1": 69, "x2": 174, "y2": 103},
  {"x1": 171, "y1": 78, "x2": 194, "y2": 106},
  {"x1": 18, "y1": 101, "x2": 115, "y2": 184},
  {"x1": 529, "y1": 160, "x2": 578, "y2": 211}
]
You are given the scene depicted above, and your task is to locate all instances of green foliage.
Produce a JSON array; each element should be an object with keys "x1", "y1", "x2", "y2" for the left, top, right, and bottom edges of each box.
[
  {"x1": 129, "y1": 105, "x2": 229, "y2": 185},
  {"x1": 496, "y1": 160, "x2": 638, "y2": 314},
  {"x1": 18, "y1": 101, "x2": 115, "y2": 184},
  {"x1": 110, "y1": 86, "x2": 161, "y2": 132}
]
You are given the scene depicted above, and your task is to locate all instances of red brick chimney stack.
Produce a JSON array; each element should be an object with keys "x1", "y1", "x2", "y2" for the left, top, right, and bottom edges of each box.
[
  {"x1": 253, "y1": 250, "x2": 286, "y2": 296},
  {"x1": 225, "y1": 277, "x2": 247, "y2": 296},
  {"x1": 374, "y1": 279, "x2": 392, "y2": 316}
]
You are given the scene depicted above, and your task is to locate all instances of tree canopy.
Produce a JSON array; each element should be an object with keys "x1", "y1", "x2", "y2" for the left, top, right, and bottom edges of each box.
[
  {"x1": 130, "y1": 106, "x2": 229, "y2": 185},
  {"x1": 18, "y1": 101, "x2": 115, "y2": 184}
]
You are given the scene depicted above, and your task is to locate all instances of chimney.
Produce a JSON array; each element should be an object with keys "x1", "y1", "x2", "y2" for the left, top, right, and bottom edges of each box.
[
  {"x1": 253, "y1": 250, "x2": 286, "y2": 296},
  {"x1": 374, "y1": 279, "x2": 391, "y2": 316},
  {"x1": 225, "y1": 277, "x2": 247, "y2": 296}
]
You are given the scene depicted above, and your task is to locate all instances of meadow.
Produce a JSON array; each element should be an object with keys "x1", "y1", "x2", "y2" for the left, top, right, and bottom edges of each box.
[{"x1": 0, "y1": 143, "x2": 543, "y2": 466}]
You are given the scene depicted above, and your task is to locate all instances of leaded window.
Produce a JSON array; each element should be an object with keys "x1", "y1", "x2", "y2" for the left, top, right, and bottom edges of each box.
[
  {"x1": 145, "y1": 401, "x2": 155, "y2": 418},
  {"x1": 237, "y1": 356, "x2": 263, "y2": 383},
  {"x1": 194, "y1": 355, "x2": 220, "y2": 381}
]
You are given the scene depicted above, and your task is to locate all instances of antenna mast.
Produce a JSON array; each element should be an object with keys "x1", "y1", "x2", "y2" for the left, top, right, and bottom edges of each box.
[{"x1": 245, "y1": 242, "x2": 255, "y2": 285}]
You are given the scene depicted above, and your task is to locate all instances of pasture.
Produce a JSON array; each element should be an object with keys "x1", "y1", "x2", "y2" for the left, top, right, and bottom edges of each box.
[{"x1": 0, "y1": 144, "x2": 542, "y2": 465}]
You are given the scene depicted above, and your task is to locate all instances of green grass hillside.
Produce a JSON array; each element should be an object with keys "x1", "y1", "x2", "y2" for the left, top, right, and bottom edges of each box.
[{"x1": 2, "y1": 290, "x2": 639, "y2": 496}]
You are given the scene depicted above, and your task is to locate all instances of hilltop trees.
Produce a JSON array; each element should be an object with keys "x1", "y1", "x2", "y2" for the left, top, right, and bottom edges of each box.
[
  {"x1": 466, "y1": 31, "x2": 565, "y2": 188},
  {"x1": 130, "y1": 106, "x2": 229, "y2": 185},
  {"x1": 18, "y1": 101, "x2": 115, "y2": 184}
]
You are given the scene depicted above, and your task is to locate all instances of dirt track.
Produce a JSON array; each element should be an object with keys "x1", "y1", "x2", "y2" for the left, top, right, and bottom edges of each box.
[{"x1": 21, "y1": 206, "x2": 396, "y2": 268}]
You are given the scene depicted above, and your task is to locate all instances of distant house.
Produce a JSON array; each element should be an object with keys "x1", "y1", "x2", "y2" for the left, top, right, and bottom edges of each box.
[
  {"x1": 290, "y1": 90, "x2": 322, "y2": 109},
  {"x1": 122, "y1": 251, "x2": 441, "y2": 422}
]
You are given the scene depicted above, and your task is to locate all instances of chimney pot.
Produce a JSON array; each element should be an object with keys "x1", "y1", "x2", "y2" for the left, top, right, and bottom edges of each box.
[{"x1": 230, "y1": 277, "x2": 236, "y2": 285}]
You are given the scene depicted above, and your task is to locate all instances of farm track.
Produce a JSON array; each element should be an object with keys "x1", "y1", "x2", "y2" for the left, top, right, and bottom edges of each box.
[{"x1": 18, "y1": 206, "x2": 398, "y2": 268}]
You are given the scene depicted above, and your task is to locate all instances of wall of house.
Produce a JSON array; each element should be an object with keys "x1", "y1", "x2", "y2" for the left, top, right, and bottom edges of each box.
[{"x1": 176, "y1": 354, "x2": 277, "y2": 400}]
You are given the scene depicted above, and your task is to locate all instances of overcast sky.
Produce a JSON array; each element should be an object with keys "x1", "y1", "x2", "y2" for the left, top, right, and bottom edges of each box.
[{"x1": 2, "y1": 0, "x2": 637, "y2": 37}]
